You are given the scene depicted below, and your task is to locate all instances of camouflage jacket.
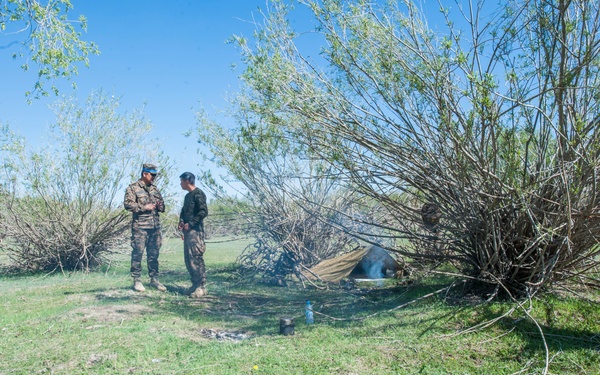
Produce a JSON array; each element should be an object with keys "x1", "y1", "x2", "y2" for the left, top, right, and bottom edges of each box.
[{"x1": 124, "y1": 180, "x2": 165, "y2": 230}]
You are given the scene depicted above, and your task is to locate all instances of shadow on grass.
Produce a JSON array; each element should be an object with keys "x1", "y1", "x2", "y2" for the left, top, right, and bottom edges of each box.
[
  {"x1": 87, "y1": 266, "x2": 453, "y2": 337},
  {"x1": 439, "y1": 296, "x2": 600, "y2": 354},
  {"x1": 502, "y1": 317, "x2": 600, "y2": 353},
  {"x1": 153, "y1": 273, "x2": 481, "y2": 339},
  {"x1": 83, "y1": 264, "x2": 600, "y2": 354}
]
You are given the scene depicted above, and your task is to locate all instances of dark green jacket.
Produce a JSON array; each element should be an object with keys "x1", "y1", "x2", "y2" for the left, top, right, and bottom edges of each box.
[{"x1": 179, "y1": 187, "x2": 208, "y2": 231}]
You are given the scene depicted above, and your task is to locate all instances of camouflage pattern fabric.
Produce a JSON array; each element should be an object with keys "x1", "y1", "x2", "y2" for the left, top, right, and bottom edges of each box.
[
  {"x1": 124, "y1": 179, "x2": 165, "y2": 278},
  {"x1": 183, "y1": 228, "x2": 206, "y2": 287},
  {"x1": 124, "y1": 180, "x2": 165, "y2": 230},
  {"x1": 130, "y1": 227, "x2": 162, "y2": 278},
  {"x1": 421, "y1": 203, "x2": 441, "y2": 233},
  {"x1": 180, "y1": 187, "x2": 208, "y2": 287}
]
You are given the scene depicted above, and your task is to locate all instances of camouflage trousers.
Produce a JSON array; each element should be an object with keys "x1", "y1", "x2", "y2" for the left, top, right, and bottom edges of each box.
[
  {"x1": 183, "y1": 228, "x2": 206, "y2": 287},
  {"x1": 130, "y1": 227, "x2": 162, "y2": 279}
]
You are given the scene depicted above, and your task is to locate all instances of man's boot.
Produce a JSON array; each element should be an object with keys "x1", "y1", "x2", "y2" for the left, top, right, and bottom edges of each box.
[
  {"x1": 186, "y1": 283, "x2": 199, "y2": 295},
  {"x1": 189, "y1": 285, "x2": 207, "y2": 299},
  {"x1": 133, "y1": 278, "x2": 146, "y2": 292},
  {"x1": 150, "y1": 277, "x2": 167, "y2": 292}
]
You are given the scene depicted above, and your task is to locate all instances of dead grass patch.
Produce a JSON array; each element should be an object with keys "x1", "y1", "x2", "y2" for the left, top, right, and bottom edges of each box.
[{"x1": 70, "y1": 303, "x2": 155, "y2": 325}]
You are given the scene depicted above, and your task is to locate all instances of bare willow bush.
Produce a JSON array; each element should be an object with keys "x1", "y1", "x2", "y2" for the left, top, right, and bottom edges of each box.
[
  {"x1": 0, "y1": 91, "x2": 171, "y2": 272},
  {"x1": 223, "y1": 0, "x2": 600, "y2": 298},
  {"x1": 201, "y1": 200, "x2": 251, "y2": 238},
  {"x1": 195, "y1": 110, "x2": 359, "y2": 285}
]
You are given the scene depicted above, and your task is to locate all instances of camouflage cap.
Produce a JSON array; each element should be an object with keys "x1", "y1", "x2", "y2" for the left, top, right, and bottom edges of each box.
[{"x1": 142, "y1": 163, "x2": 159, "y2": 174}]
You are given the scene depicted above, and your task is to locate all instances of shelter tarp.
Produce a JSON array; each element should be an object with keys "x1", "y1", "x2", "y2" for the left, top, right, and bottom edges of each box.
[{"x1": 302, "y1": 245, "x2": 401, "y2": 283}]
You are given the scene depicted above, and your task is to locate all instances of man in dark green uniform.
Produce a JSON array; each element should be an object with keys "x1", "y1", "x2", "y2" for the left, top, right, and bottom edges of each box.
[
  {"x1": 178, "y1": 171, "x2": 208, "y2": 298},
  {"x1": 124, "y1": 163, "x2": 167, "y2": 292}
]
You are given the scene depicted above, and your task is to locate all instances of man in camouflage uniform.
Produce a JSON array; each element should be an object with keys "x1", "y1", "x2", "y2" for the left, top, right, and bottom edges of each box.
[
  {"x1": 124, "y1": 163, "x2": 167, "y2": 292},
  {"x1": 178, "y1": 171, "x2": 208, "y2": 298}
]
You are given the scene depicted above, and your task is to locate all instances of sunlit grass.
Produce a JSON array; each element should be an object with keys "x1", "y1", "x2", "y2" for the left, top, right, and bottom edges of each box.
[{"x1": 1, "y1": 236, "x2": 599, "y2": 374}]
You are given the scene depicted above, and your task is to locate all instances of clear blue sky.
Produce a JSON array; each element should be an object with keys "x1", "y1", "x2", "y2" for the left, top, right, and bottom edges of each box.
[
  {"x1": 0, "y1": 0, "x2": 314, "y2": 199},
  {"x1": 1, "y1": 0, "x2": 453, "y2": 201}
]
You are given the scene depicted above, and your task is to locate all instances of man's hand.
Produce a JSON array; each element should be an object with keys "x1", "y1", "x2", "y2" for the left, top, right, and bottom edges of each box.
[{"x1": 144, "y1": 203, "x2": 156, "y2": 211}]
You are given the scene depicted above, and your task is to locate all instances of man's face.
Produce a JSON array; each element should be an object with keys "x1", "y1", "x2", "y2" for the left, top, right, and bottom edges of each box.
[
  {"x1": 180, "y1": 178, "x2": 188, "y2": 191},
  {"x1": 142, "y1": 172, "x2": 157, "y2": 185}
]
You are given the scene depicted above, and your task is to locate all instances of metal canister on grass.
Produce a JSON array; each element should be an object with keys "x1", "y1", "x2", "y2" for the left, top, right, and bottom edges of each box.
[{"x1": 279, "y1": 317, "x2": 295, "y2": 335}]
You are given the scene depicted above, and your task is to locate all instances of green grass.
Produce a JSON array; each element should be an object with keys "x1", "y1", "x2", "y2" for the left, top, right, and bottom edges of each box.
[{"x1": 1, "y1": 237, "x2": 600, "y2": 374}]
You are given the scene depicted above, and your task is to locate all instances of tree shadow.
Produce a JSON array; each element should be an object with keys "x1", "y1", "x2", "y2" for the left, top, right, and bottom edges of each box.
[
  {"x1": 502, "y1": 318, "x2": 600, "y2": 353},
  {"x1": 85, "y1": 267, "x2": 600, "y2": 356},
  {"x1": 432, "y1": 296, "x2": 600, "y2": 354}
]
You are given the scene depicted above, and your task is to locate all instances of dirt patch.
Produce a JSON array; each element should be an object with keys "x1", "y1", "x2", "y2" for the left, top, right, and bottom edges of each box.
[{"x1": 71, "y1": 303, "x2": 155, "y2": 325}]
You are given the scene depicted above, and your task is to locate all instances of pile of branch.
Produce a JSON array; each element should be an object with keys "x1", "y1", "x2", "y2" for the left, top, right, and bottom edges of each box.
[{"x1": 0, "y1": 194, "x2": 129, "y2": 272}]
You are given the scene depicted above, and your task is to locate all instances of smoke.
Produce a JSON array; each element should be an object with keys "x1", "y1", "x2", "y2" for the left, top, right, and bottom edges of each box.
[
  {"x1": 360, "y1": 245, "x2": 395, "y2": 286},
  {"x1": 365, "y1": 260, "x2": 384, "y2": 279}
]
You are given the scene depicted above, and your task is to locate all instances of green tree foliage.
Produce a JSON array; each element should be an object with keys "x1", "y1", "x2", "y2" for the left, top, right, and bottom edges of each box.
[
  {"x1": 220, "y1": 0, "x2": 600, "y2": 297},
  {"x1": 0, "y1": 0, "x2": 99, "y2": 100},
  {"x1": 0, "y1": 91, "x2": 171, "y2": 272}
]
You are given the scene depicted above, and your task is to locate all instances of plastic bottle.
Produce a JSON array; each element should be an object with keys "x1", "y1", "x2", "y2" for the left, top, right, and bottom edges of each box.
[{"x1": 305, "y1": 300, "x2": 314, "y2": 324}]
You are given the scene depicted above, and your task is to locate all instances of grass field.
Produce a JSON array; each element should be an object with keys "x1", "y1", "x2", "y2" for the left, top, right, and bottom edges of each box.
[{"x1": 1, "y1": 237, "x2": 599, "y2": 374}]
